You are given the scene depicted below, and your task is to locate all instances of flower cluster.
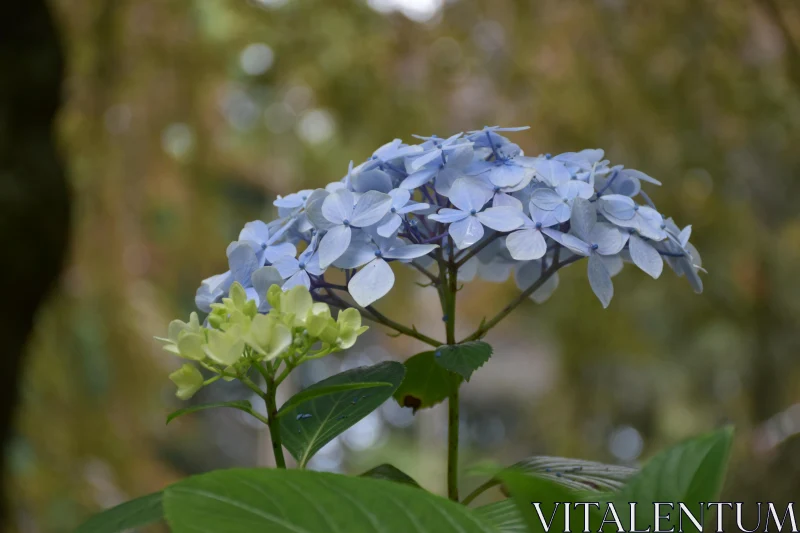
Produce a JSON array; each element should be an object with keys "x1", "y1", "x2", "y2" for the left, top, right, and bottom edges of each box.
[
  {"x1": 195, "y1": 126, "x2": 703, "y2": 312},
  {"x1": 157, "y1": 283, "x2": 368, "y2": 399}
]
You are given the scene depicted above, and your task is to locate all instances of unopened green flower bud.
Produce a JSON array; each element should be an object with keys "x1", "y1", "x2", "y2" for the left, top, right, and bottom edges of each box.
[{"x1": 169, "y1": 364, "x2": 204, "y2": 400}]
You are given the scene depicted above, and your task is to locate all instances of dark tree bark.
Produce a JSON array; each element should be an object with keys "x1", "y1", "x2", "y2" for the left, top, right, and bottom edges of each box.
[{"x1": 0, "y1": 1, "x2": 69, "y2": 525}]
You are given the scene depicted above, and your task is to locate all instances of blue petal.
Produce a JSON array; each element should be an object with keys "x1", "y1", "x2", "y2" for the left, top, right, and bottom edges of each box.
[
  {"x1": 488, "y1": 164, "x2": 527, "y2": 188},
  {"x1": 587, "y1": 254, "x2": 613, "y2": 308},
  {"x1": 264, "y1": 242, "x2": 297, "y2": 264},
  {"x1": 332, "y1": 238, "x2": 376, "y2": 269},
  {"x1": 195, "y1": 271, "x2": 233, "y2": 312},
  {"x1": 348, "y1": 258, "x2": 395, "y2": 306},
  {"x1": 530, "y1": 188, "x2": 563, "y2": 211},
  {"x1": 542, "y1": 228, "x2": 591, "y2": 256},
  {"x1": 506, "y1": 228, "x2": 547, "y2": 261},
  {"x1": 282, "y1": 270, "x2": 311, "y2": 290},
  {"x1": 590, "y1": 223, "x2": 628, "y2": 255},
  {"x1": 318, "y1": 225, "x2": 352, "y2": 268},
  {"x1": 352, "y1": 169, "x2": 393, "y2": 194},
  {"x1": 429, "y1": 208, "x2": 468, "y2": 224},
  {"x1": 476, "y1": 206, "x2": 525, "y2": 232},
  {"x1": 238, "y1": 220, "x2": 270, "y2": 245},
  {"x1": 383, "y1": 243, "x2": 437, "y2": 261},
  {"x1": 377, "y1": 213, "x2": 402, "y2": 238},
  {"x1": 598, "y1": 194, "x2": 636, "y2": 221},
  {"x1": 448, "y1": 177, "x2": 493, "y2": 212},
  {"x1": 271, "y1": 256, "x2": 300, "y2": 279},
  {"x1": 321, "y1": 189, "x2": 355, "y2": 224},
  {"x1": 449, "y1": 216, "x2": 485, "y2": 249},
  {"x1": 534, "y1": 159, "x2": 570, "y2": 187},
  {"x1": 227, "y1": 242, "x2": 260, "y2": 286},
  {"x1": 400, "y1": 166, "x2": 438, "y2": 189},
  {"x1": 351, "y1": 191, "x2": 393, "y2": 227},
  {"x1": 433, "y1": 167, "x2": 465, "y2": 196},
  {"x1": 629, "y1": 234, "x2": 663, "y2": 279},
  {"x1": 569, "y1": 198, "x2": 596, "y2": 242},
  {"x1": 251, "y1": 266, "x2": 284, "y2": 311}
]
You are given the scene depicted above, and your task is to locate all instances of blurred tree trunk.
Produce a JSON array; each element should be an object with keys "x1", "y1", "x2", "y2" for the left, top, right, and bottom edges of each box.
[{"x1": 0, "y1": 0, "x2": 69, "y2": 525}]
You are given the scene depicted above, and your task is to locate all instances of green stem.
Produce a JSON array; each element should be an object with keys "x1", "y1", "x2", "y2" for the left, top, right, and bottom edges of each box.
[
  {"x1": 264, "y1": 373, "x2": 287, "y2": 469},
  {"x1": 461, "y1": 479, "x2": 500, "y2": 506},
  {"x1": 460, "y1": 251, "x2": 580, "y2": 342},
  {"x1": 322, "y1": 287, "x2": 443, "y2": 347},
  {"x1": 445, "y1": 238, "x2": 460, "y2": 502}
]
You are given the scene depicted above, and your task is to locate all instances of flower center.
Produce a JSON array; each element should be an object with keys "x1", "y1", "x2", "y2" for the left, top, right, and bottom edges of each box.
[
  {"x1": 535, "y1": 222, "x2": 542, "y2": 230},
  {"x1": 591, "y1": 243, "x2": 599, "y2": 251},
  {"x1": 374, "y1": 250, "x2": 382, "y2": 257},
  {"x1": 390, "y1": 207, "x2": 397, "y2": 213},
  {"x1": 343, "y1": 219, "x2": 351, "y2": 227},
  {"x1": 298, "y1": 261, "x2": 306, "y2": 269},
  {"x1": 469, "y1": 209, "x2": 477, "y2": 216}
]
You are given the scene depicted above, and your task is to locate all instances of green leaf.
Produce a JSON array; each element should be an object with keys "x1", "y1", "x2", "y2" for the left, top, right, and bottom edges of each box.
[
  {"x1": 393, "y1": 351, "x2": 462, "y2": 412},
  {"x1": 279, "y1": 361, "x2": 405, "y2": 467},
  {"x1": 278, "y1": 382, "x2": 392, "y2": 417},
  {"x1": 434, "y1": 341, "x2": 492, "y2": 381},
  {"x1": 359, "y1": 463, "x2": 421, "y2": 488},
  {"x1": 505, "y1": 456, "x2": 637, "y2": 494},
  {"x1": 498, "y1": 470, "x2": 603, "y2": 533},
  {"x1": 609, "y1": 426, "x2": 734, "y2": 533},
  {"x1": 74, "y1": 492, "x2": 163, "y2": 533},
  {"x1": 163, "y1": 468, "x2": 497, "y2": 533},
  {"x1": 474, "y1": 500, "x2": 526, "y2": 533},
  {"x1": 166, "y1": 400, "x2": 253, "y2": 424}
]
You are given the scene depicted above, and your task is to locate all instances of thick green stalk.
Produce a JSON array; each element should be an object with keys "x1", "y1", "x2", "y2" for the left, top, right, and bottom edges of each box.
[
  {"x1": 445, "y1": 242, "x2": 459, "y2": 501},
  {"x1": 264, "y1": 374, "x2": 287, "y2": 469}
]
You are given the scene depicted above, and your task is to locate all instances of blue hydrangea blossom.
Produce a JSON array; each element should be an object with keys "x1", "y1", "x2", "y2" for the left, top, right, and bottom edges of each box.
[{"x1": 194, "y1": 126, "x2": 704, "y2": 313}]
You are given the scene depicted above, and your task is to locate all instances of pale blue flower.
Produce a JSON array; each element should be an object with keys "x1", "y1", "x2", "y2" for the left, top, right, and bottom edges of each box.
[
  {"x1": 505, "y1": 209, "x2": 560, "y2": 261},
  {"x1": 377, "y1": 189, "x2": 429, "y2": 237},
  {"x1": 429, "y1": 178, "x2": 525, "y2": 249},
  {"x1": 195, "y1": 271, "x2": 233, "y2": 312},
  {"x1": 545, "y1": 199, "x2": 628, "y2": 307},
  {"x1": 250, "y1": 266, "x2": 284, "y2": 311},
  {"x1": 401, "y1": 142, "x2": 474, "y2": 196},
  {"x1": 340, "y1": 233, "x2": 438, "y2": 306},
  {"x1": 317, "y1": 189, "x2": 393, "y2": 268},
  {"x1": 272, "y1": 246, "x2": 324, "y2": 290},
  {"x1": 596, "y1": 194, "x2": 666, "y2": 240},
  {"x1": 529, "y1": 177, "x2": 594, "y2": 224}
]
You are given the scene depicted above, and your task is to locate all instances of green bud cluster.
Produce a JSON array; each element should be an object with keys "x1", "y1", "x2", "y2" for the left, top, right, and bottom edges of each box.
[{"x1": 156, "y1": 283, "x2": 368, "y2": 400}]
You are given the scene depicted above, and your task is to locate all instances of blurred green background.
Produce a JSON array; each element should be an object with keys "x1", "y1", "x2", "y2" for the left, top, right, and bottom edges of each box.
[{"x1": 7, "y1": 0, "x2": 800, "y2": 530}]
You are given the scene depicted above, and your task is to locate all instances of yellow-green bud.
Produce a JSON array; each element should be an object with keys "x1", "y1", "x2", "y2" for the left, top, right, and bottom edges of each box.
[{"x1": 169, "y1": 364, "x2": 204, "y2": 400}]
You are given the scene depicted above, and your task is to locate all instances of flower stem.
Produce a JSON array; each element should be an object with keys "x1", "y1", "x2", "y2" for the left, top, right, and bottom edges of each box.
[
  {"x1": 264, "y1": 373, "x2": 287, "y2": 469},
  {"x1": 445, "y1": 237, "x2": 460, "y2": 501},
  {"x1": 461, "y1": 479, "x2": 500, "y2": 506}
]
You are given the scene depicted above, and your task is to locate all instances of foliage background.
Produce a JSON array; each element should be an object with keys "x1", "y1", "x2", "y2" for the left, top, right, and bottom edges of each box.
[{"x1": 7, "y1": 0, "x2": 800, "y2": 530}]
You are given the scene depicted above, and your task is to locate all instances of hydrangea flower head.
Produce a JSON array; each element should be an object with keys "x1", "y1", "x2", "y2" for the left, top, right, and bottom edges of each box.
[{"x1": 192, "y1": 126, "x2": 704, "y2": 313}]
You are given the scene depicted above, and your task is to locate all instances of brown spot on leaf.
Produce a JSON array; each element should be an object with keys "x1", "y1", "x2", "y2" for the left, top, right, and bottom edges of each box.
[{"x1": 402, "y1": 395, "x2": 422, "y2": 413}]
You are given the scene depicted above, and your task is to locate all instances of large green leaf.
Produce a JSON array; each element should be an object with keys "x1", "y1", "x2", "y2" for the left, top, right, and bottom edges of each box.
[
  {"x1": 279, "y1": 361, "x2": 404, "y2": 467},
  {"x1": 163, "y1": 468, "x2": 498, "y2": 533},
  {"x1": 474, "y1": 500, "x2": 526, "y2": 533},
  {"x1": 359, "y1": 463, "x2": 421, "y2": 488},
  {"x1": 74, "y1": 492, "x2": 163, "y2": 533},
  {"x1": 166, "y1": 400, "x2": 252, "y2": 424},
  {"x1": 278, "y1": 382, "x2": 392, "y2": 416},
  {"x1": 609, "y1": 426, "x2": 734, "y2": 533},
  {"x1": 434, "y1": 341, "x2": 492, "y2": 381},
  {"x1": 393, "y1": 351, "x2": 461, "y2": 412},
  {"x1": 506, "y1": 456, "x2": 637, "y2": 494},
  {"x1": 498, "y1": 470, "x2": 603, "y2": 533}
]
